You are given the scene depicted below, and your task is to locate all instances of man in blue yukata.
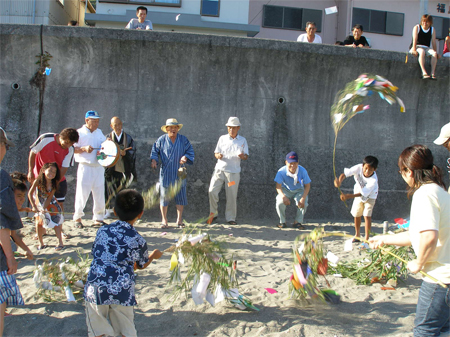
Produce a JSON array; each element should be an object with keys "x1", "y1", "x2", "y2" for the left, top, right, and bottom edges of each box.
[{"x1": 151, "y1": 118, "x2": 194, "y2": 228}]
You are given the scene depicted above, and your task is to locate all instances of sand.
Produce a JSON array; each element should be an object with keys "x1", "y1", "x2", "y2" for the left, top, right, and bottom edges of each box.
[{"x1": 5, "y1": 218, "x2": 420, "y2": 337}]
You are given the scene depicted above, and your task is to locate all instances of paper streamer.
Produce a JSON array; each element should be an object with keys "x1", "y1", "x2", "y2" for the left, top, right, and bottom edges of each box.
[
  {"x1": 326, "y1": 251, "x2": 339, "y2": 264},
  {"x1": 344, "y1": 239, "x2": 353, "y2": 252},
  {"x1": 265, "y1": 288, "x2": 277, "y2": 294},
  {"x1": 227, "y1": 181, "x2": 236, "y2": 187},
  {"x1": 170, "y1": 253, "x2": 178, "y2": 271},
  {"x1": 294, "y1": 264, "x2": 307, "y2": 285},
  {"x1": 188, "y1": 233, "x2": 207, "y2": 246}
]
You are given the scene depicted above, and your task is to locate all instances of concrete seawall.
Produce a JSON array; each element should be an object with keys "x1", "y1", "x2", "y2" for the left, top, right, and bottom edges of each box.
[{"x1": 1, "y1": 24, "x2": 449, "y2": 223}]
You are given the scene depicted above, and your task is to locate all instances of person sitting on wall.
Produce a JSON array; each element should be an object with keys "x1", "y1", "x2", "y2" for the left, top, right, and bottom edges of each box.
[
  {"x1": 297, "y1": 22, "x2": 322, "y2": 44},
  {"x1": 125, "y1": 6, "x2": 153, "y2": 31},
  {"x1": 443, "y1": 28, "x2": 450, "y2": 57},
  {"x1": 409, "y1": 14, "x2": 440, "y2": 80},
  {"x1": 344, "y1": 24, "x2": 370, "y2": 48}
]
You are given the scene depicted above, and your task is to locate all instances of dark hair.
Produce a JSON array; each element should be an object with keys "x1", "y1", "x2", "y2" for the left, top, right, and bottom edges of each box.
[
  {"x1": 398, "y1": 145, "x2": 445, "y2": 198},
  {"x1": 10, "y1": 171, "x2": 27, "y2": 184},
  {"x1": 136, "y1": 6, "x2": 147, "y2": 13},
  {"x1": 68, "y1": 20, "x2": 78, "y2": 26},
  {"x1": 305, "y1": 21, "x2": 316, "y2": 28},
  {"x1": 114, "y1": 189, "x2": 144, "y2": 221},
  {"x1": 12, "y1": 179, "x2": 27, "y2": 192},
  {"x1": 421, "y1": 14, "x2": 433, "y2": 24},
  {"x1": 363, "y1": 156, "x2": 378, "y2": 169},
  {"x1": 352, "y1": 24, "x2": 364, "y2": 31},
  {"x1": 36, "y1": 162, "x2": 60, "y2": 193},
  {"x1": 335, "y1": 41, "x2": 345, "y2": 46},
  {"x1": 60, "y1": 128, "x2": 79, "y2": 143}
]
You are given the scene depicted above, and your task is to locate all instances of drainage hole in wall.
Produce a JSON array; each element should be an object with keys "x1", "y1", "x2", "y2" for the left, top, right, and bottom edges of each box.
[
  {"x1": 278, "y1": 97, "x2": 285, "y2": 105},
  {"x1": 11, "y1": 83, "x2": 20, "y2": 90}
]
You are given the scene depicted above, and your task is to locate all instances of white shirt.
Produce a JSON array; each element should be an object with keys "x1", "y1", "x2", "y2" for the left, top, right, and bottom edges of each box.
[
  {"x1": 409, "y1": 183, "x2": 450, "y2": 283},
  {"x1": 74, "y1": 125, "x2": 106, "y2": 165},
  {"x1": 344, "y1": 163, "x2": 378, "y2": 201},
  {"x1": 214, "y1": 134, "x2": 249, "y2": 173},
  {"x1": 297, "y1": 34, "x2": 322, "y2": 44}
]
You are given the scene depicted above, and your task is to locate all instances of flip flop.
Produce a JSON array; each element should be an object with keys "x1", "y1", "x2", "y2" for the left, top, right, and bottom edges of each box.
[
  {"x1": 62, "y1": 232, "x2": 71, "y2": 239},
  {"x1": 277, "y1": 223, "x2": 287, "y2": 228},
  {"x1": 431, "y1": 75, "x2": 437, "y2": 80},
  {"x1": 55, "y1": 245, "x2": 65, "y2": 251},
  {"x1": 93, "y1": 221, "x2": 107, "y2": 227},
  {"x1": 292, "y1": 223, "x2": 305, "y2": 229},
  {"x1": 160, "y1": 223, "x2": 169, "y2": 229},
  {"x1": 37, "y1": 245, "x2": 48, "y2": 251},
  {"x1": 422, "y1": 74, "x2": 431, "y2": 79},
  {"x1": 228, "y1": 221, "x2": 237, "y2": 225},
  {"x1": 352, "y1": 237, "x2": 361, "y2": 243},
  {"x1": 177, "y1": 223, "x2": 185, "y2": 228},
  {"x1": 75, "y1": 221, "x2": 84, "y2": 229}
]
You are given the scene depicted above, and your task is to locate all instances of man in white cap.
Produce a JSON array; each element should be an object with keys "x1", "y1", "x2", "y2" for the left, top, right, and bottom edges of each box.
[
  {"x1": 73, "y1": 111, "x2": 107, "y2": 228},
  {"x1": 434, "y1": 122, "x2": 450, "y2": 192},
  {"x1": 207, "y1": 117, "x2": 249, "y2": 225},
  {"x1": 151, "y1": 118, "x2": 194, "y2": 228}
]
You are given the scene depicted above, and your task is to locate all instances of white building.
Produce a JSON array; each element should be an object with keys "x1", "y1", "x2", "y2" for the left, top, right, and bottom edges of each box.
[
  {"x1": 85, "y1": 0, "x2": 259, "y2": 37},
  {"x1": 0, "y1": 0, "x2": 95, "y2": 26},
  {"x1": 249, "y1": 0, "x2": 450, "y2": 52}
]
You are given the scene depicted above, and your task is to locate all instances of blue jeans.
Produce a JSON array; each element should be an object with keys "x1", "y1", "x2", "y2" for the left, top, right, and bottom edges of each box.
[{"x1": 414, "y1": 280, "x2": 450, "y2": 336}]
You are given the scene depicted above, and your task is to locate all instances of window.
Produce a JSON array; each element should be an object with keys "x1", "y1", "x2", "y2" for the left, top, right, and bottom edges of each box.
[
  {"x1": 352, "y1": 8, "x2": 404, "y2": 36},
  {"x1": 263, "y1": 5, "x2": 322, "y2": 32},
  {"x1": 433, "y1": 16, "x2": 450, "y2": 39},
  {"x1": 99, "y1": 0, "x2": 181, "y2": 7},
  {"x1": 201, "y1": 0, "x2": 219, "y2": 17}
]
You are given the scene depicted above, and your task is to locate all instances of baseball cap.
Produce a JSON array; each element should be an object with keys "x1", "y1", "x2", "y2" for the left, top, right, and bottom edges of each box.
[
  {"x1": 286, "y1": 151, "x2": 298, "y2": 163},
  {"x1": 433, "y1": 122, "x2": 450, "y2": 145},
  {"x1": 0, "y1": 127, "x2": 15, "y2": 147},
  {"x1": 85, "y1": 110, "x2": 101, "y2": 119}
]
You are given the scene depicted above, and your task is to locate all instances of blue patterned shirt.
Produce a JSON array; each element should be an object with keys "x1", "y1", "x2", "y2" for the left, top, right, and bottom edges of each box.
[{"x1": 84, "y1": 220, "x2": 149, "y2": 306}]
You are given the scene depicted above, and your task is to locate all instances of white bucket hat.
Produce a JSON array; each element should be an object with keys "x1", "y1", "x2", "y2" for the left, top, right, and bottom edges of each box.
[
  {"x1": 161, "y1": 118, "x2": 183, "y2": 132},
  {"x1": 433, "y1": 122, "x2": 450, "y2": 145},
  {"x1": 225, "y1": 117, "x2": 241, "y2": 127}
]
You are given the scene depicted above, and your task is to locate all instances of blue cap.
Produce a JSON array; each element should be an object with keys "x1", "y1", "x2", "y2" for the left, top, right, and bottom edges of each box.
[
  {"x1": 85, "y1": 110, "x2": 101, "y2": 119},
  {"x1": 286, "y1": 151, "x2": 298, "y2": 163}
]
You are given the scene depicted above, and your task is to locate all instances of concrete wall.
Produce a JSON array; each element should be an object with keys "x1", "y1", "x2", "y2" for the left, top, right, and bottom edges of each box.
[{"x1": 1, "y1": 24, "x2": 449, "y2": 223}]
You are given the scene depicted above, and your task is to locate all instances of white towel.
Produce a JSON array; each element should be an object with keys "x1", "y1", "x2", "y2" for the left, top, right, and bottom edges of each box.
[{"x1": 286, "y1": 167, "x2": 299, "y2": 185}]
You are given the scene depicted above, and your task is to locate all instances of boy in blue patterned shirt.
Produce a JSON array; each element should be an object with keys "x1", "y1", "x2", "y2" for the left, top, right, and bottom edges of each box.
[{"x1": 84, "y1": 189, "x2": 162, "y2": 337}]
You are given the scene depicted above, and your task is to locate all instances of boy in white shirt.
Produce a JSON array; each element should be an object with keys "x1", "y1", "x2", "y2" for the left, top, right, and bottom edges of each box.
[{"x1": 334, "y1": 156, "x2": 379, "y2": 241}]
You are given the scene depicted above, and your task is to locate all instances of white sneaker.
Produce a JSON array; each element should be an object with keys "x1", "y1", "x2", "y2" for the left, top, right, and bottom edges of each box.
[{"x1": 104, "y1": 209, "x2": 114, "y2": 219}]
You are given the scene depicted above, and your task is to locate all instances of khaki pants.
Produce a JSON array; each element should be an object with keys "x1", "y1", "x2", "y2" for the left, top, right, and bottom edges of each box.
[
  {"x1": 208, "y1": 170, "x2": 240, "y2": 222},
  {"x1": 85, "y1": 301, "x2": 136, "y2": 337}
]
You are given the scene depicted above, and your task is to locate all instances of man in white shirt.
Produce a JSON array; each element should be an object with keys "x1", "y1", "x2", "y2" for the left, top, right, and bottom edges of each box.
[
  {"x1": 125, "y1": 6, "x2": 153, "y2": 31},
  {"x1": 73, "y1": 111, "x2": 107, "y2": 228},
  {"x1": 297, "y1": 22, "x2": 322, "y2": 44},
  {"x1": 207, "y1": 117, "x2": 249, "y2": 225}
]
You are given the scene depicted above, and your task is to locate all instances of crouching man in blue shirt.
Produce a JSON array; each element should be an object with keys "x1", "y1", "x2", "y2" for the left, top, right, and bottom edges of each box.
[
  {"x1": 84, "y1": 189, "x2": 162, "y2": 337},
  {"x1": 274, "y1": 151, "x2": 311, "y2": 229}
]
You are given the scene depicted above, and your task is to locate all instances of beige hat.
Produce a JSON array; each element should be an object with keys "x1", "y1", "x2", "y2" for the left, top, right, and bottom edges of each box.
[
  {"x1": 161, "y1": 118, "x2": 183, "y2": 132},
  {"x1": 433, "y1": 122, "x2": 450, "y2": 145},
  {"x1": 225, "y1": 117, "x2": 241, "y2": 127},
  {"x1": 0, "y1": 127, "x2": 14, "y2": 147}
]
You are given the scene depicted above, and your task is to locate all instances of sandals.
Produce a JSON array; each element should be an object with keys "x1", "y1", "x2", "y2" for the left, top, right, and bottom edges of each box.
[
  {"x1": 62, "y1": 232, "x2": 71, "y2": 239},
  {"x1": 228, "y1": 221, "x2": 237, "y2": 226},
  {"x1": 431, "y1": 75, "x2": 437, "y2": 80},
  {"x1": 160, "y1": 223, "x2": 169, "y2": 229},
  {"x1": 292, "y1": 223, "x2": 305, "y2": 229},
  {"x1": 352, "y1": 237, "x2": 361, "y2": 243},
  {"x1": 75, "y1": 221, "x2": 84, "y2": 229},
  {"x1": 206, "y1": 216, "x2": 217, "y2": 225},
  {"x1": 422, "y1": 74, "x2": 431, "y2": 79},
  {"x1": 277, "y1": 223, "x2": 287, "y2": 228},
  {"x1": 55, "y1": 245, "x2": 65, "y2": 251},
  {"x1": 37, "y1": 245, "x2": 48, "y2": 251},
  {"x1": 177, "y1": 223, "x2": 185, "y2": 228}
]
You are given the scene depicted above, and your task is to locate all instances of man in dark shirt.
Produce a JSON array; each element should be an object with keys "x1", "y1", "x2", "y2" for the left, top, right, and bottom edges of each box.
[{"x1": 344, "y1": 24, "x2": 370, "y2": 48}]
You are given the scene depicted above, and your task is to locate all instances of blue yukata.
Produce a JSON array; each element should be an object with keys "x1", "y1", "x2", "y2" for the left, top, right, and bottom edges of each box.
[
  {"x1": 150, "y1": 134, "x2": 195, "y2": 206},
  {"x1": 274, "y1": 165, "x2": 311, "y2": 224},
  {"x1": 84, "y1": 220, "x2": 149, "y2": 306}
]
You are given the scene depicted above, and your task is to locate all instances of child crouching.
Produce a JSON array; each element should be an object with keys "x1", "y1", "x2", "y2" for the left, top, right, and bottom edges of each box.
[{"x1": 84, "y1": 189, "x2": 162, "y2": 337}]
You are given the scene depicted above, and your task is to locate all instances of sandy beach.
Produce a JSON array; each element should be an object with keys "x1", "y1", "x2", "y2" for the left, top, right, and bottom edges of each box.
[{"x1": 5, "y1": 218, "x2": 420, "y2": 337}]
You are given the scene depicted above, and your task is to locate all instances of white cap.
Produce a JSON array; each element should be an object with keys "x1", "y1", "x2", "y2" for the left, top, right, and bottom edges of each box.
[{"x1": 433, "y1": 122, "x2": 450, "y2": 145}]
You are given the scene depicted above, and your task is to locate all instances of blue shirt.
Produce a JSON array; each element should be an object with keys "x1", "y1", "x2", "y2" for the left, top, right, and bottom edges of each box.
[
  {"x1": 274, "y1": 165, "x2": 311, "y2": 191},
  {"x1": 150, "y1": 134, "x2": 194, "y2": 187},
  {"x1": 84, "y1": 220, "x2": 149, "y2": 306}
]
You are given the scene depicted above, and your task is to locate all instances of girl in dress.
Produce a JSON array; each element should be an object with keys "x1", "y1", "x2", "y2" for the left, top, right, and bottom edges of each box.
[
  {"x1": 28, "y1": 162, "x2": 64, "y2": 251},
  {"x1": 369, "y1": 145, "x2": 450, "y2": 336}
]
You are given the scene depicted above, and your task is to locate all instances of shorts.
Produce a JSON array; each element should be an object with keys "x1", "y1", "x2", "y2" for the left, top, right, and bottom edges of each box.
[
  {"x1": 409, "y1": 46, "x2": 437, "y2": 57},
  {"x1": 0, "y1": 271, "x2": 24, "y2": 306},
  {"x1": 85, "y1": 301, "x2": 136, "y2": 337},
  {"x1": 351, "y1": 197, "x2": 376, "y2": 218},
  {"x1": 54, "y1": 180, "x2": 67, "y2": 202}
]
